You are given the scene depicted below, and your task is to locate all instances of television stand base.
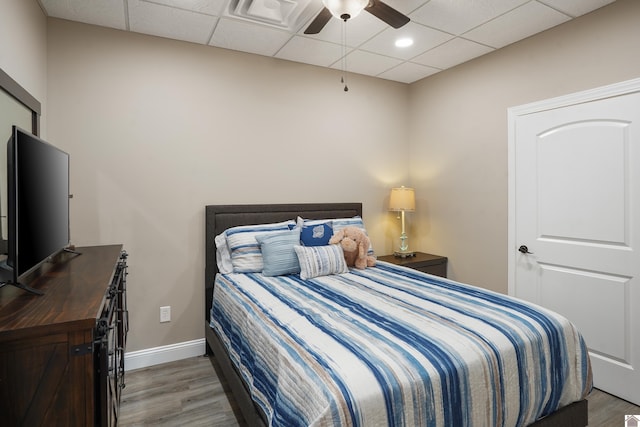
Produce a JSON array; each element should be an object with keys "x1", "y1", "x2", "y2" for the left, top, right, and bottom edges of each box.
[
  {"x1": 64, "y1": 247, "x2": 82, "y2": 256},
  {"x1": 0, "y1": 280, "x2": 44, "y2": 295}
]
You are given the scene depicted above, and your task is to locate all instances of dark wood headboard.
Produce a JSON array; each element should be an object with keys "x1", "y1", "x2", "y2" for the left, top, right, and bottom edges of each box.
[{"x1": 204, "y1": 203, "x2": 362, "y2": 323}]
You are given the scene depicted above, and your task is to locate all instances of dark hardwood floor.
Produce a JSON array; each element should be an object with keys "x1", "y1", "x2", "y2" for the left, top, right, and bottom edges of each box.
[{"x1": 120, "y1": 356, "x2": 639, "y2": 426}]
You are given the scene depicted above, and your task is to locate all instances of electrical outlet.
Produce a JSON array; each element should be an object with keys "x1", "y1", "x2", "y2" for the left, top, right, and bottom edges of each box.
[{"x1": 160, "y1": 306, "x2": 171, "y2": 323}]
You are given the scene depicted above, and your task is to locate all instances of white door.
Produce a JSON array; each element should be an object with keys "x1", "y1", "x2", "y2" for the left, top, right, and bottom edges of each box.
[{"x1": 508, "y1": 79, "x2": 640, "y2": 405}]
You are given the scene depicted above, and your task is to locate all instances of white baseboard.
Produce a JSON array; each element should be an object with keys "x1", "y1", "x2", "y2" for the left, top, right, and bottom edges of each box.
[{"x1": 124, "y1": 338, "x2": 206, "y2": 371}]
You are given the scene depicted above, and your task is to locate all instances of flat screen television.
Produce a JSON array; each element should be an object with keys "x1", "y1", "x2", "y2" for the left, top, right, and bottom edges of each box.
[{"x1": 0, "y1": 126, "x2": 70, "y2": 294}]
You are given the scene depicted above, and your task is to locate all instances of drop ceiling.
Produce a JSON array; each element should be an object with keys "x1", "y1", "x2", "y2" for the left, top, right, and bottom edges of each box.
[{"x1": 38, "y1": 0, "x2": 616, "y2": 84}]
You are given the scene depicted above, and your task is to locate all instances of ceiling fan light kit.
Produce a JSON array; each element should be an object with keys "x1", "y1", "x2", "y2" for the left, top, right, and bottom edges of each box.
[
  {"x1": 305, "y1": 0, "x2": 410, "y2": 34},
  {"x1": 323, "y1": 0, "x2": 369, "y2": 21}
]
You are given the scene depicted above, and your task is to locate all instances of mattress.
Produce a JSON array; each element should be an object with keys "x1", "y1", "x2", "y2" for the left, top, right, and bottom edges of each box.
[{"x1": 210, "y1": 262, "x2": 592, "y2": 427}]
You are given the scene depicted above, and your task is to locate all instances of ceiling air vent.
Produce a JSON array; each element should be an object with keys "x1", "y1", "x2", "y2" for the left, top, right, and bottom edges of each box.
[{"x1": 225, "y1": 0, "x2": 319, "y2": 31}]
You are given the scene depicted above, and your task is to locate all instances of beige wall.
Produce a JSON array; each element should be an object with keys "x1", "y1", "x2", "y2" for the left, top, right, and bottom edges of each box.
[
  {"x1": 46, "y1": 20, "x2": 410, "y2": 351},
  {"x1": 409, "y1": 0, "x2": 640, "y2": 293},
  {"x1": 0, "y1": 0, "x2": 48, "y2": 133}
]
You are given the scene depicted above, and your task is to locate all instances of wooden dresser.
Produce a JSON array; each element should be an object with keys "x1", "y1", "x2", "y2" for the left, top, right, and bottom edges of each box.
[{"x1": 0, "y1": 245, "x2": 128, "y2": 426}]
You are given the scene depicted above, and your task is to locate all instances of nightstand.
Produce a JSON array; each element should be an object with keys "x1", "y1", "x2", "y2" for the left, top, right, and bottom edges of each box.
[{"x1": 378, "y1": 252, "x2": 448, "y2": 278}]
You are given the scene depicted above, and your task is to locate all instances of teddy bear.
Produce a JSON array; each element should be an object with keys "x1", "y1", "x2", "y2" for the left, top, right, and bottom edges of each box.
[{"x1": 328, "y1": 226, "x2": 376, "y2": 269}]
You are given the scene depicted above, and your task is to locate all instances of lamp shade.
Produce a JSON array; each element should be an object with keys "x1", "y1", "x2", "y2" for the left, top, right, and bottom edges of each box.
[
  {"x1": 323, "y1": 0, "x2": 368, "y2": 20},
  {"x1": 389, "y1": 187, "x2": 415, "y2": 212}
]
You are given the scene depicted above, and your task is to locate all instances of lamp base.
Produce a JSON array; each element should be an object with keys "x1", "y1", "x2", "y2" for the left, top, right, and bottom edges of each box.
[{"x1": 393, "y1": 250, "x2": 416, "y2": 258}]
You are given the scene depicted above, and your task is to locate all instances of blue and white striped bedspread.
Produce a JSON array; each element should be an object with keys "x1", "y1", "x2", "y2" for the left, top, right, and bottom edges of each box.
[{"x1": 210, "y1": 262, "x2": 592, "y2": 427}]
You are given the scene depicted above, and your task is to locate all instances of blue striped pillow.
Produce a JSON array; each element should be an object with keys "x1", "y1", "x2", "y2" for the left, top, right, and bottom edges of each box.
[
  {"x1": 226, "y1": 220, "x2": 295, "y2": 272},
  {"x1": 255, "y1": 229, "x2": 301, "y2": 276},
  {"x1": 294, "y1": 244, "x2": 348, "y2": 280}
]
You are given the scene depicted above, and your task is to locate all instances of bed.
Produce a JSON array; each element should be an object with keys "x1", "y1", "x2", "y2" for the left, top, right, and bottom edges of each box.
[{"x1": 204, "y1": 203, "x2": 591, "y2": 427}]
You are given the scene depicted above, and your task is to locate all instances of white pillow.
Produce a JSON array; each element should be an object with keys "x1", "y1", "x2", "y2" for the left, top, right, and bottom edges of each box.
[
  {"x1": 215, "y1": 232, "x2": 234, "y2": 274},
  {"x1": 226, "y1": 220, "x2": 296, "y2": 273},
  {"x1": 294, "y1": 244, "x2": 348, "y2": 280}
]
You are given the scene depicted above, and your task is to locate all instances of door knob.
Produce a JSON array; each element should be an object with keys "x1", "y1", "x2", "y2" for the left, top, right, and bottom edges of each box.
[{"x1": 518, "y1": 245, "x2": 533, "y2": 254}]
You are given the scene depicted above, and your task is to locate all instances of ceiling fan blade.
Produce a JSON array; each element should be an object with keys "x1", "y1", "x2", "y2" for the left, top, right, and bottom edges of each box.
[
  {"x1": 304, "y1": 7, "x2": 333, "y2": 34},
  {"x1": 365, "y1": 1, "x2": 410, "y2": 29}
]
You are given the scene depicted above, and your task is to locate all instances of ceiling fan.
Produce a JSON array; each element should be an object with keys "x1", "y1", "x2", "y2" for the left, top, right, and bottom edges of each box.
[{"x1": 304, "y1": 0, "x2": 410, "y2": 35}]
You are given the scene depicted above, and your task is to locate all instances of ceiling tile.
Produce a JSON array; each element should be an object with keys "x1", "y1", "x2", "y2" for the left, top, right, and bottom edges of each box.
[
  {"x1": 378, "y1": 62, "x2": 440, "y2": 84},
  {"x1": 331, "y1": 50, "x2": 403, "y2": 77},
  {"x1": 128, "y1": 0, "x2": 218, "y2": 44},
  {"x1": 40, "y1": 0, "x2": 127, "y2": 30},
  {"x1": 275, "y1": 36, "x2": 345, "y2": 67},
  {"x1": 538, "y1": 0, "x2": 616, "y2": 17},
  {"x1": 464, "y1": 1, "x2": 572, "y2": 49},
  {"x1": 413, "y1": 37, "x2": 494, "y2": 69},
  {"x1": 410, "y1": 0, "x2": 529, "y2": 35},
  {"x1": 382, "y1": 0, "x2": 429, "y2": 16},
  {"x1": 144, "y1": 0, "x2": 226, "y2": 16},
  {"x1": 360, "y1": 22, "x2": 453, "y2": 61},
  {"x1": 211, "y1": 18, "x2": 292, "y2": 56}
]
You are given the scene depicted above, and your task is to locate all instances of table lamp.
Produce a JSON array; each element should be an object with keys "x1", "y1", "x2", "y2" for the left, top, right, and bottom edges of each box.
[{"x1": 389, "y1": 186, "x2": 416, "y2": 258}]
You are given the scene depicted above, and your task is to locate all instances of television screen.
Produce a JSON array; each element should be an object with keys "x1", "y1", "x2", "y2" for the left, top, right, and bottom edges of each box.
[{"x1": 7, "y1": 126, "x2": 70, "y2": 281}]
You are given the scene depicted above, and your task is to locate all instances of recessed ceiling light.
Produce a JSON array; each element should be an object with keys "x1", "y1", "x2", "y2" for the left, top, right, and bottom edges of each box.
[{"x1": 395, "y1": 38, "x2": 413, "y2": 48}]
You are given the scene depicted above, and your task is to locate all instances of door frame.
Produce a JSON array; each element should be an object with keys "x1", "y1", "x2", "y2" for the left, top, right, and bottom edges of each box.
[{"x1": 507, "y1": 77, "x2": 640, "y2": 296}]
